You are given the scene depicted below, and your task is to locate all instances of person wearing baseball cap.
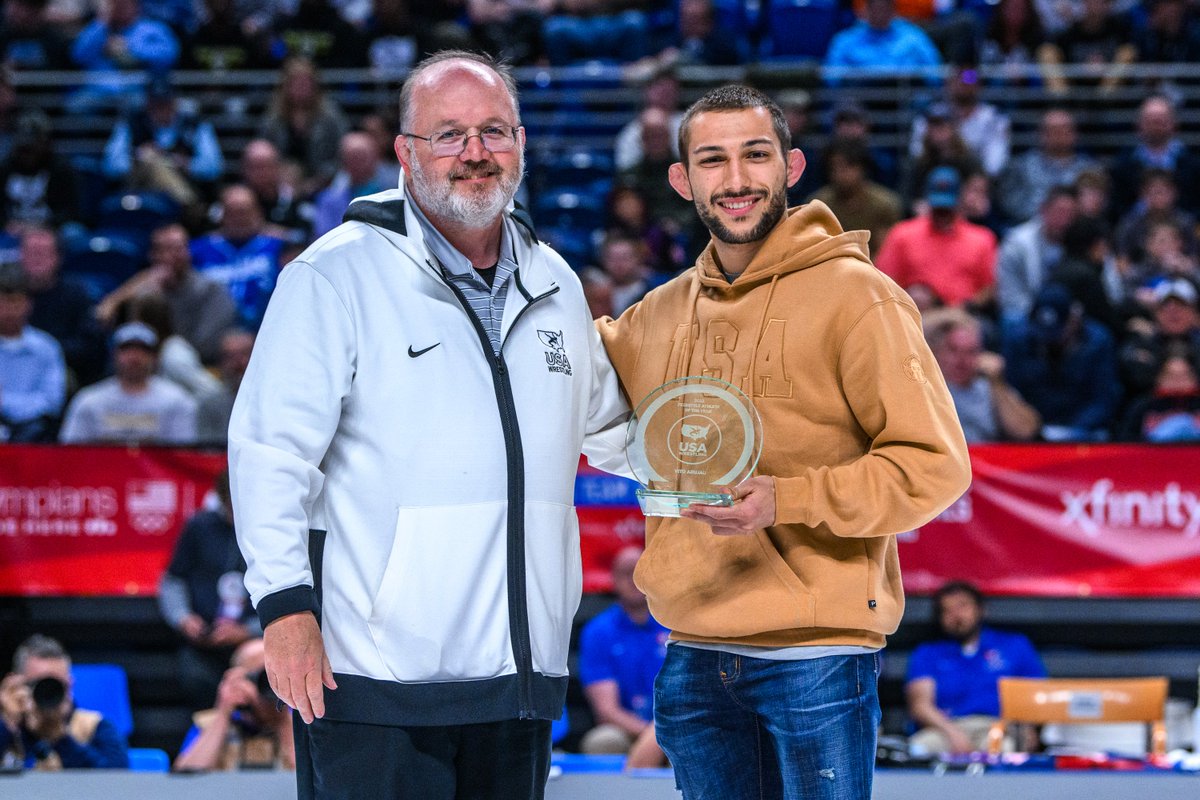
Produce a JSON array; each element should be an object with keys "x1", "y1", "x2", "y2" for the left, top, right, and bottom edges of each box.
[
  {"x1": 1120, "y1": 276, "x2": 1200, "y2": 398},
  {"x1": 58, "y1": 320, "x2": 197, "y2": 444},
  {"x1": 875, "y1": 165, "x2": 998, "y2": 309}
]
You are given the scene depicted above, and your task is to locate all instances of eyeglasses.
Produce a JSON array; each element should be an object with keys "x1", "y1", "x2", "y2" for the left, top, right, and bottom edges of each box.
[{"x1": 402, "y1": 125, "x2": 520, "y2": 157}]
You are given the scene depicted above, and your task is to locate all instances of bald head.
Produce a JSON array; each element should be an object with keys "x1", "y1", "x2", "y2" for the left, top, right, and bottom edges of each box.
[
  {"x1": 398, "y1": 50, "x2": 519, "y2": 132},
  {"x1": 341, "y1": 132, "x2": 380, "y2": 184},
  {"x1": 1139, "y1": 96, "x2": 1177, "y2": 149}
]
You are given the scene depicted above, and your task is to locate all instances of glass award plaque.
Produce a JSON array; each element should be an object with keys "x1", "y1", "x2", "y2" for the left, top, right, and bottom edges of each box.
[{"x1": 626, "y1": 376, "x2": 763, "y2": 517}]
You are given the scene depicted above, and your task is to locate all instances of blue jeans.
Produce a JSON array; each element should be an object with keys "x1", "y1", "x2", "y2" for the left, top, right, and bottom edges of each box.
[{"x1": 654, "y1": 646, "x2": 880, "y2": 800}]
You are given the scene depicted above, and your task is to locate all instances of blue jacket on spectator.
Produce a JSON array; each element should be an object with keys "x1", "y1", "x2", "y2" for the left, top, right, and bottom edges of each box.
[
  {"x1": 0, "y1": 708, "x2": 129, "y2": 769},
  {"x1": 823, "y1": 18, "x2": 942, "y2": 77}
]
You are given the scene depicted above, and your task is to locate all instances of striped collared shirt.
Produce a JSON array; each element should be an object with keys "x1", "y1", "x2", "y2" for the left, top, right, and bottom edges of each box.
[{"x1": 407, "y1": 189, "x2": 517, "y2": 355}]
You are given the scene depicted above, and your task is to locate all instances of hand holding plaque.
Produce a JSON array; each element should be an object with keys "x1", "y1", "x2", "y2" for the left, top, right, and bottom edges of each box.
[{"x1": 626, "y1": 376, "x2": 763, "y2": 517}]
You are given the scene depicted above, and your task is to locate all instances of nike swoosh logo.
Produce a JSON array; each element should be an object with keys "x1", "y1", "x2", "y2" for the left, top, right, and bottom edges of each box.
[{"x1": 408, "y1": 343, "x2": 440, "y2": 358}]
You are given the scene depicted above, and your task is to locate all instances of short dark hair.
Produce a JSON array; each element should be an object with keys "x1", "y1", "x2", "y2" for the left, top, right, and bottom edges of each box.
[
  {"x1": 13, "y1": 633, "x2": 70, "y2": 672},
  {"x1": 825, "y1": 136, "x2": 871, "y2": 173},
  {"x1": 677, "y1": 85, "x2": 790, "y2": 167},
  {"x1": 1043, "y1": 184, "x2": 1077, "y2": 207},
  {"x1": 1062, "y1": 216, "x2": 1110, "y2": 259},
  {"x1": 398, "y1": 50, "x2": 519, "y2": 131},
  {"x1": 933, "y1": 580, "x2": 984, "y2": 614}
]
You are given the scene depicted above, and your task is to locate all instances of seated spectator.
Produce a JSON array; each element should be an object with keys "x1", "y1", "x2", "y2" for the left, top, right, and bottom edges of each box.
[
  {"x1": 0, "y1": 0, "x2": 72, "y2": 70},
  {"x1": 183, "y1": 0, "x2": 272, "y2": 71},
  {"x1": 22, "y1": 226, "x2": 107, "y2": 386},
  {"x1": 996, "y1": 186, "x2": 1079, "y2": 326},
  {"x1": 196, "y1": 328, "x2": 253, "y2": 446},
  {"x1": 1037, "y1": 0, "x2": 1137, "y2": 96},
  {"x1": 909, "y1": 67, "x2": 1010, "y2": 178},
  {"x1": 59, "y1": 321, "x2": 197, "y2": 444},
  {"x1": 69, "y1": 0, "x2": 180, "y2": 111},
  {"x1": 997, "y1": 108, "x2": 1097, "y2": 225},
  {"x1": 578, "y1": 546, "x2": 668, "y2": 762},
  {"x1": 824, "y1": 99, "x2": 900, "y2": 192},
  {"x1": 780, "y1": 90, "x2": 823, "y2": 204},
  {"x1": 580, "y1": 265, "x2": 615, "y2": 319},
  {"x1": 959, "y1": 169, "x2": 1004, "y2": 236},
  {"x1": 311, "y1": 131, "x2": 387, "y2": 238},
  {"x1": 979, "y1": 0, "x2": 1046, "y2": 77},
  {"x1": 256, "y1": 56, "x2": 350, "y2": 197},
  {"x1": 268, "y1": 0, "x2": 368, "y2": 67},
  {"x1": 191, "y1": 184, "x2": 286, "y2": 330},
  {"x1": 924, "y1": 307, "x2": 1040, "y2": 442},
  {"x1": 358, "y1": 111, "x2": 402, "y2": 190},
  {"x1": 1075, "y1": 166, "x2": 1112, "y2": 223},
  {"x1": 96, "y1": 222, "x2": 237, "y2": 365},
  {"x1": 906, "y1": 581, "x2": 1046, "y2": 756},
  {"x1": 467, "y1": 0, "x2": 550, "y2": 66},
  {"x1": 596, "y1": 232, "x2": 651, "y2": 317},
  {"x1": 617, "y1": 106, "x2": 694, "y2": 231},
  {"x1": 102, "y1": 77, "x2": 223, "y2": 210},
  {"x1": 613, "y1": 70, "x2": 682, "y2": 173},
  {"x1": 1134, "y1": 0, "x2": 1200, "y2": 64},
  {"x1": 899, "y1": 104, "x2": 983, "y2": 212},
  {"x1": 1049, "y1": 216, "x2": 1126, "y2": 334},
  {"x1": 1121, "y1": 220, "x2": 1199, "y2": 309},
  {"x1": 159, "y1": 468, "x2": 259, "y2": 709},
  {"x1": 0, "y1": 262, "x2": 65, "y2": 442},
  {"x1": 604, "y1": 184, "x2": 686, "y2": 275},
  {"x1": 1118, "y1": 350, "x2": 1200, "y2": 442},
  {"x1": 1118, "y1": 277, "x2": 1200, "y2": 399},
  {"x1": 173, "y1": 639, "x2": 292, "y2": 771},
  {"x1": 1002, "y1": 282, "x2": 1122, "y2": 441},
  {"x1": 238, "y1": 139, "x2": 313, "y2": 250},
  {"x1": 1114, "y1": 168, "x2": 1196, "y2": 266},
  {"x1": 824, "y1": 0, "x2": 942, "y2": 79},
  {"x1": 876, "y1": 166, "x2": 998, "y2": 309},
  {"x1": 0, "y1": 634, "x2": 130, "y2": 769},
  {"x1": 1109, "y1": 95, "x2": 1200, "y2": 220},
  {"x1": 811, "y1": 137, "x2": 903, "y2": 258},
  {"x1": 541, "y1": 0, "x2": 653, "y2": 66},
  {"x1": 0, "y1": 111, "x2": 78, "y2": 231},
  {"x1": 652, "y1": 0, "x2": 747, "y2": 68},
  {"x1": 112, "y1": 293, "x2": 220, "y2": 399}
]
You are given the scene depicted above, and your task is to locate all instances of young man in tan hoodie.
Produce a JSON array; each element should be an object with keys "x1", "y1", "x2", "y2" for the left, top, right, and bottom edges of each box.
[{"x1": 596, "y1": 85, "x2": 971, "y2": 799}]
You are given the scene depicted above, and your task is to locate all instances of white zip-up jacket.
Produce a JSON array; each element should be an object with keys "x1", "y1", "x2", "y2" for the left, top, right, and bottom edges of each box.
[{"x1": 228, "y1": 190, "x2": 630, "y2": 726}]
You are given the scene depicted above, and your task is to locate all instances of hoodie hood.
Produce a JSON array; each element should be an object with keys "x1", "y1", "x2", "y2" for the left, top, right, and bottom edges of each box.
[{"x1": 695, "y1": 200, "x2": 873, "y2": 293}]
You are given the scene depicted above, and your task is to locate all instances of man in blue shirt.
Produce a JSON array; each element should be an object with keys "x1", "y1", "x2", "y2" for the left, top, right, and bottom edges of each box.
[
  {"x1": 191, "y1": 184, "x2": 285, "y2": 330},
  {"x1": 577, "y1": 546, "x2": 668, "y2": 758},
  {"x1": 906, "y1": 581, "x2": 1046, "y2": 755},
  {"x1": 0, "y1": 635, "x2": 129, "y2": 770},
  {"x1": 0, "y1": 262, "x2": 65, "y2": 442},
  {"x1": 823, "y1": 0, "x2": 942, "y2": 79}
]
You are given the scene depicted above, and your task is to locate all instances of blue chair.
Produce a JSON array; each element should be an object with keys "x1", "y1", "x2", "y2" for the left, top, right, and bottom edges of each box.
[
  {"x1": 63, "y1": 233, "x2": 147, "y2": 299},
  {"x1": 97, "y1": 191, "x2": 181, "y2": 235},
  {"x1": 759, "y1": 0, "x2": 850, "y2": 61},
  {"x1": 127, "y1": 747, "x2": 170, "y2": 772},
  {"x1": 534, "y1": 190, "x2": 607, "y2": 233},
  {"x1": 71, "y1": 663, "x2": 133, "y2": 738}
]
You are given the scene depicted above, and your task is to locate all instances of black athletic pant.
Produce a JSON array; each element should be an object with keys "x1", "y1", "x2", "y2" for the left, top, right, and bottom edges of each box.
[{"x1": 294, "y1": 715, "x2": 553, "y2": 800}]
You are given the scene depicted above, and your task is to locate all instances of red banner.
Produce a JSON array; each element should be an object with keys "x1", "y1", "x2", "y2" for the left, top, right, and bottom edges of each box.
[
  {"x1": 3, "y1": 444, "x2": 1200, "y2": 597},
  {"x1": 0, "y1": 446, "x2": 224, "y2": 595}
]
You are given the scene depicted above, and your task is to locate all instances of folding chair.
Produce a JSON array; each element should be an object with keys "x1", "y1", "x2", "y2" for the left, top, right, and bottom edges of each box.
[{"x1": 987, "y1": 676, "x2": 1168, "y2": 756}]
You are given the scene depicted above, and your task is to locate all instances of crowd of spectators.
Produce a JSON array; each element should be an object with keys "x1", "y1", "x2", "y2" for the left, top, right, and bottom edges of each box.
[{"x1": 0, "y1": 0, "x2": 1198, "y2": 447}]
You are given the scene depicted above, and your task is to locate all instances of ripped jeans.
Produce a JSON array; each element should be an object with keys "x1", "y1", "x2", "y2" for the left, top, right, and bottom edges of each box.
[{"x1": 654, "y1": 646, "x2": 880, "y2": 800}]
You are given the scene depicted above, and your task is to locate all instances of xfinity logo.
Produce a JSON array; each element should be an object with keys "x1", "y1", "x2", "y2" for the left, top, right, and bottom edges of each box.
[{"x1": 1060, "y1": 479, "x2": 1200, "y2": 538}]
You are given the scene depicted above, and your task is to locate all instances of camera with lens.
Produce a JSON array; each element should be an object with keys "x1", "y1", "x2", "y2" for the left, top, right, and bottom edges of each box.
[
  {"x1": 252, "y1": 670, "x2": 277, "y2": 705},
  {"x1": 29, "y1": 676, "x2": 66, "y2": 711}
]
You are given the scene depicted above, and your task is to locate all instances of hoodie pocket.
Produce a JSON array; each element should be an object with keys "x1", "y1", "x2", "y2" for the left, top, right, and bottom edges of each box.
[
  {"x1": 636, "y1": 522, "x2": 815, "y2": 638},
  {"x1": 367, "y1": 502, "x2": 511, "y2": 682}
]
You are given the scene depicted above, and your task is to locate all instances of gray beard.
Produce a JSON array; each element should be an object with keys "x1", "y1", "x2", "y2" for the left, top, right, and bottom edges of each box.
[{"x1": 408, "y1": 148, "x2": 524, "y2": 228}]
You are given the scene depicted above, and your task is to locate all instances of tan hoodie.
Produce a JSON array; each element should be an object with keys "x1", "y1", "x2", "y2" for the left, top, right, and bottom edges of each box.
[{"x1": 597, "y1": 201, "x2": 971, "y2": 649}]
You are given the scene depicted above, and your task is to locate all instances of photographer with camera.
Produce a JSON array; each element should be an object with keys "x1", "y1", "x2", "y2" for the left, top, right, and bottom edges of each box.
[
  {"x1": 173, "y1": 638, "x2": 293, "y2": 772},
  {"x1": 0, "y1": 635, "x2": 129, "y2": 770}
]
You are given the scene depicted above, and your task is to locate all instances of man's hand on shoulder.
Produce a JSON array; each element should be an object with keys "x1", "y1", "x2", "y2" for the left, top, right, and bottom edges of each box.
[
  {"x1": 263, "y1": 612, "x2": 337, "y2": 724},
  {"x1": 680, "y1": 476, "x2": 776, "y2": 536}
]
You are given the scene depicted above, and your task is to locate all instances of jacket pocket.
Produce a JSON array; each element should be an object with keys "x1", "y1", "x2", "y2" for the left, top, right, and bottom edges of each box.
[
  {"x1": 367, "y1": 502, "x2": 511, "y2": 682},
  {"x1": 523, "y1": 501, "x2": 580, "y2": 678}
]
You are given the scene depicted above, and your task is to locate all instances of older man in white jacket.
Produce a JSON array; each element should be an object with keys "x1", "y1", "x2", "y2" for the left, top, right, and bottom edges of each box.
[{"x1": 229, "y1": 50, "x2": 629, "y2": 800}]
